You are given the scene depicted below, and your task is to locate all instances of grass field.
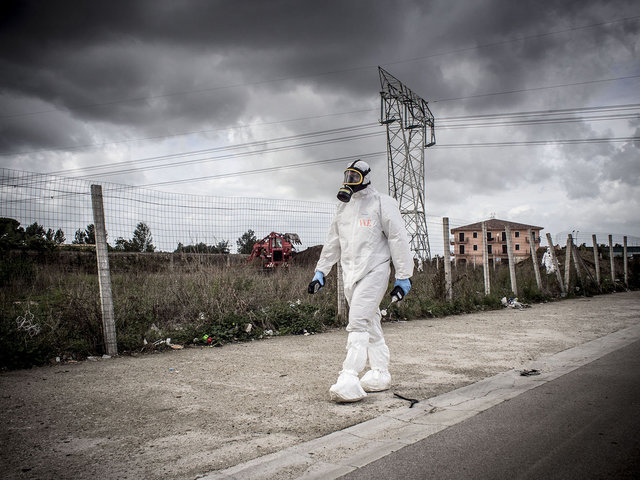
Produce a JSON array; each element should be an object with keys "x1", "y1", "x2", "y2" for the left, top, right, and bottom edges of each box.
[{"x1": 1, "y1": 247, "x2": 635, "y2": 369}]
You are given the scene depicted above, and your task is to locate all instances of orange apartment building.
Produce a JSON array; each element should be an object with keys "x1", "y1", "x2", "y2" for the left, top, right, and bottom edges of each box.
[{"x1": 450, "y1": 218, "x2": 543, "y2": 265}]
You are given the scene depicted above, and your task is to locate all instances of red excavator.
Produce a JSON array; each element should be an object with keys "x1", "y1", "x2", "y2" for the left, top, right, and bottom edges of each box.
[{"x1": 247, "y1": 232, "x2": 302, "y2": 269}]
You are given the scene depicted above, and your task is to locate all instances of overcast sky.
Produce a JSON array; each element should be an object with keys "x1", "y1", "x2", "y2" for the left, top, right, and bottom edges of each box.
[{"x1": 1, "y1": 0, "x2": 639, "y2": 249}]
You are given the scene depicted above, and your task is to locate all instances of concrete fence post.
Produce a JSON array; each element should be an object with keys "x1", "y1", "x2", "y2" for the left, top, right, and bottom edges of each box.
[
  {"x1": 529, "y1": 229, "x2": 542, "y2": 290},
  {"x1": 90, "y1": 185, "x2": 118, "y2": 356},
  {"x1": 564, "y1": 234, "x2": 573, "y2": 292},
  {"x1": 592, "y1": 234, "x2": 601, "y2": 287},
  {"x1": 505, "y1": 225, "x2": 518, "y2": 296},
  {"x1": 443, "y1": 218, "x2": 453, "y2": 302},
  {"x1": 482, "y1": 221, "x2": 490, "y2": 295},
  {"x1": 608, "y1": 234, "x2": 615, "y2": 284},
  {"x1": 623, "y1": 236, "x2": 628, "y2": 288},
  {"x1": 571, "y1": 242, "x2": 585, "y2": 288},
  {"x1": 546, "y1": 233, "x2": 565, "y2": 295}
]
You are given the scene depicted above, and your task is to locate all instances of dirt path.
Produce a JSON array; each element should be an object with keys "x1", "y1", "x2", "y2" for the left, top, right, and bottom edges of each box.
[{"x1": 2, "y1": 291, "x2": 639, "y2": 480}]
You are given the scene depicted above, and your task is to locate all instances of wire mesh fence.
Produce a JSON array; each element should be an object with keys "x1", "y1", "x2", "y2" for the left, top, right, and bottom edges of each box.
[{"x1": 0, "y1": 168, "x2": 335, "y2": 253}]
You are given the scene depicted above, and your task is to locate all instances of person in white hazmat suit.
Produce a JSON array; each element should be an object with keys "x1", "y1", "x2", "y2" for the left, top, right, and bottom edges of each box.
[
  {"x1": 541, "y1": 247, "x2": 556, "y2": 274},
  {"x1": 308, "y1": 160, "x2": 414, "y2": 403}
]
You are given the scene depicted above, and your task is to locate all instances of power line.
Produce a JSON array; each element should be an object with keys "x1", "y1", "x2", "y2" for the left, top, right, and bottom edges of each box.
[
  {"x1": 434, "y1": 136, "x2": 639, "y2": 148},
  {"x1": 7, "y1": 100, "x2": 638, "y2": 166},
  {"x1": 73, "y1": 131, "x2": 382, "y2": 180},
  {"x1": 2, "y1": 14, "x2": 638, "y2": 120},
  {"x1": 0, "y1": 107, "x2": 375, "y2": 157},
  {"x1": 133, "y1": 135, "x2": 639, "y2": 188},
  {"x1": 431, "y1": 74, "x2": 640, "y2": 103},
  {"x1": 437, "y1": 102, "x2": 640, "y2": 121},
  {"x1": 40, "y1": 107, "x2": 639, "y2": 180},
  {"x1": 440, "y1": 112, "x2": 639, "y2": 130},
  {"x1": 139, "y1": 152, "x2": 387, "y2": 188},
  {"x1": 44, "y1": 123, "x2": 379, "y2": 176}
]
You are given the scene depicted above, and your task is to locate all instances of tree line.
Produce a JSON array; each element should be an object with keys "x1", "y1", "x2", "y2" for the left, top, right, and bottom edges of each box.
[{"x1": 1, "y1": 218, "x2": 260, "y2": 255}]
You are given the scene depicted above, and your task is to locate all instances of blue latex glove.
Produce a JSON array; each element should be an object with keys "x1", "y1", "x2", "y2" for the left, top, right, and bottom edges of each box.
[
  {"x1": 394, "y1": 278, "x2": 411, "y2": 296},
  {"x1": 308, "y1": 271, "x2": 325, "y2": 294}
]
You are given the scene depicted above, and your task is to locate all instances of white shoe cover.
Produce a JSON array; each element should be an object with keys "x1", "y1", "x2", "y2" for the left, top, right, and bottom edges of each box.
[
  {"x1": 329, "y1": 369, "x2": 367, "y2": 403},
  {"x1": 330, "y1": 331, "x2": 369, "y2": 403},
  {"x1": 360, "y1": 368, "x2": 391, "y2": 392},
  {"x1": 360, "y1": 340, "x2": 391, "y2": 392}
]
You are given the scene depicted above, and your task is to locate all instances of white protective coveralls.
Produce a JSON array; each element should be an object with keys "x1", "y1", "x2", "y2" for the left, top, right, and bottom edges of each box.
[
  {"x1": 315, "y1": 179, "x2": 414, "y2": 402},
  {"x1": 541, "y1": 248, "x2": 555, "y2": 274}
]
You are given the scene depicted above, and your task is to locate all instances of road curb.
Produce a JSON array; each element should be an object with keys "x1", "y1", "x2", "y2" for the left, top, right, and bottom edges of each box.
[{"x1": 199, "y1": 322, "x2": 640, "y2": 480}]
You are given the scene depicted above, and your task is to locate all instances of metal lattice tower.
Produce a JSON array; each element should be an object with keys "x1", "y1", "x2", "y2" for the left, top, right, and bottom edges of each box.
[{"x1": 379, "y1": 66, "x2": 435, "y2": 261}]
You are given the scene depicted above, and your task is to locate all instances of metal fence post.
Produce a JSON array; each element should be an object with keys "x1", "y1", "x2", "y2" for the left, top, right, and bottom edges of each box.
[{"x1": 91, "y1": 185, "x2": 118, "y2": 356}]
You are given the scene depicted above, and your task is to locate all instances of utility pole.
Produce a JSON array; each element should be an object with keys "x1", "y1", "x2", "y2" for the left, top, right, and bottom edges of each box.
[{"x1": 379, "y1": 67, "x2": 435, "y2": 261}]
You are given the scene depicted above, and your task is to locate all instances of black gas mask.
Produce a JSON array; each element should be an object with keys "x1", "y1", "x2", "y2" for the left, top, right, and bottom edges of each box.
[{"x1": 337, "y1": 160, "x2": 371, "y2": 203}]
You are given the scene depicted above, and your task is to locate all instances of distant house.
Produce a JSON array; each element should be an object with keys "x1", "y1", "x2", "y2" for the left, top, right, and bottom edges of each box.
[{"x1": 450, "y1": 218, "x2": 543, "y2": 265}]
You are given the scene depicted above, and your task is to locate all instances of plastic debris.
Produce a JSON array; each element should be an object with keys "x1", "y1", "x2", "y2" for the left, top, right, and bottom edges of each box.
[
  {"x1": 501, "y1": 297, "x2": 531, "y2": 309},
  {"x1": 245, "y1": 323, "x2": 253, "y2": 334},
  {"x1": 264, "y1": 329, "x2": 274, "y2": 336}
]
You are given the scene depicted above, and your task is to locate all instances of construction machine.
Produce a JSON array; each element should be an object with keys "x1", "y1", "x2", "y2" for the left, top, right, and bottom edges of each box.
[{"x1": 247, "y1": 232, "x2": 302, "y2": 269}]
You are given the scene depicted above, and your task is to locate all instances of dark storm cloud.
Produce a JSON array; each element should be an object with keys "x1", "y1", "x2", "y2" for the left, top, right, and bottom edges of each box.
[{"x1": 0, "y1": 0, "x2": 638, "y2": 161}]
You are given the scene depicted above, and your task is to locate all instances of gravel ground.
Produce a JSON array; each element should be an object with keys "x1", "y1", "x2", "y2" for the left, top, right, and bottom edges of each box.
[{"x1": 1, "y1": 291, "x2": 639, "y2": 480}]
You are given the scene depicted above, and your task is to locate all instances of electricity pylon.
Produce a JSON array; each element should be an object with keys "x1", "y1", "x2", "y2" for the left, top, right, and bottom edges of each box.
[{"x1": 379, "y1": 66, "x2": 435, "y2": 261}]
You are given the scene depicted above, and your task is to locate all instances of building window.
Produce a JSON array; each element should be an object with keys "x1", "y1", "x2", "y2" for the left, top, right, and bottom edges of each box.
[
  {"x1": 459, "y1": 232, "x2": 465, "y2": 242},
  {"x1": 459, "y1": 245, "x2": 465, "y2": 254},
  {"x1": 487, "y1": 232, "x2": 493, "y2": 241},
  {"x1": 515, "y1": 231, "x2": 520, "y2": 238},
  {"x1": 488, "y1": 245, "x2": 492, "y2": 254},
  {"x1": 515, "y1": 244, "x2": 520, "y2": 251},
  {"x1": 473, "y1": 232, "x2": 478, "y2": 238},
  {"x1": 473, "y1": 245, "x2": 478, "y2": 251},
  {"x1": 502, "y1": 244, "x2": 507, "y2": 254},
  {"x1": 502, "y1": 231, "x2": 506, "y2": 241}
]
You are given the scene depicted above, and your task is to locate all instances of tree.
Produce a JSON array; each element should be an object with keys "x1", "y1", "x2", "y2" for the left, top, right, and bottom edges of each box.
[
  {"x1": 115, "y1": 222, "x2": 155, "y2": 252},
  {"x1": 0, "y1": 217, "x2": 25, "y2": 249},
  {"x1": 25, "y1": 222, "x2": 48, "y2": 249},
  {"x1": 45, "y1": 228, "x2": 65, "y2": 244},
  {"x1": 73, "y1": 224, "x2": 95, "y2": 244},
  {"x1": 236, "y1": 229, "x2": 258, "y2": 254},
  {"x1": 213, "y1": 240, "x2": 230, "y2": 254},
  {"x1": 0, "y1": 219, "x2": 65, "y2": 250},
  {"x1": 174, "y1": 240, "x2": 230, "y2": 254}
]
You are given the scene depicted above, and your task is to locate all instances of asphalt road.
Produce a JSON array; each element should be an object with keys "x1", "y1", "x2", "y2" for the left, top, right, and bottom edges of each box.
[{"x1": 340, "y1": 339, "x2": 640, "y2": 480}]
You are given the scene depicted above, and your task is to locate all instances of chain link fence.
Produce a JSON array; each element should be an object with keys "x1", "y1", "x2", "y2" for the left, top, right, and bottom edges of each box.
[{"x1": 1, "y1": 168, "x2": 335, "y2": 252}]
